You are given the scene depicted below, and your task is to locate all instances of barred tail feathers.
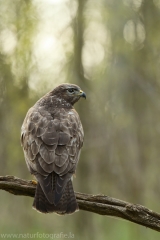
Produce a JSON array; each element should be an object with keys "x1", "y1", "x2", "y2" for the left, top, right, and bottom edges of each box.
[{"x1": 33, "y1": 180, "x2": 78, "y2": 214}]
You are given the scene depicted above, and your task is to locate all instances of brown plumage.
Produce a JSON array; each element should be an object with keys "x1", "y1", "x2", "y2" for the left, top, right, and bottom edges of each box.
[{"x1": 21, "y1": 83, "x2": 86, "y2": 214}]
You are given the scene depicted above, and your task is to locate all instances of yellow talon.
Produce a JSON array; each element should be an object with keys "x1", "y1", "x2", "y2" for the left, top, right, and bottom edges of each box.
[{"x1": 31, "y1": 180, "x2": 37, "y2": 185}]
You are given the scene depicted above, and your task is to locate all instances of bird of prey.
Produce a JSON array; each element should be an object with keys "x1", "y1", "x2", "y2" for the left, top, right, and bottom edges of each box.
[{"x1": 21, "y1": 83, "x2": 86, "y2": 214}]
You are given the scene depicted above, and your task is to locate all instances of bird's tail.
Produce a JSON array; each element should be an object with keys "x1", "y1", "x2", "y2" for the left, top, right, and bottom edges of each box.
[{"x1": 32, "y1": 180, "x2": 78, "y2": 215}]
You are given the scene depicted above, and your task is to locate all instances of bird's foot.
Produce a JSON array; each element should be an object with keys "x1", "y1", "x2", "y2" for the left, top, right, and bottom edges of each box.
[{"x1": 31, "y1": 180, "x2": 37, "y2": 185}]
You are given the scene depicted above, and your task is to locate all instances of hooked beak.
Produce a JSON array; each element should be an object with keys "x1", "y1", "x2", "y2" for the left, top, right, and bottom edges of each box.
[{"x1": 79, "y1": 90, "x2": 86, "y2": 99}]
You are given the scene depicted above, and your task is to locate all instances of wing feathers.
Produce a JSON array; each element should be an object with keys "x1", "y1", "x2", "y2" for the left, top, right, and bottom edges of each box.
[
  {"x1": 38, "y1": 155, "x2": 55, "y2": 173},
  {"x1": 21, "y1": 105, "x2": 84, "y2": 214},
  {"x1": 55, "y1": 150, "x2": 68, "y2": 167},
  {"x1": 39, "y1": 145, "x2": 55, "y2": 164},
  {"x1": 58, "y1": 132, "x2": 70, "y2": 145},
  {"x1": 41, "y1": 132, "x2": 58, "y2": 145},
  {"x1": 37, "y1": 127, "x2": 46, "y2": 137},
  {"x1": 31, "y1": 141, "x2": 39, "y2": 155}
]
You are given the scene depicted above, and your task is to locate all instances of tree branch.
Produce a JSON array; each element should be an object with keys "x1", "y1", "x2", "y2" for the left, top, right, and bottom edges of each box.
[{"x1": 0, "y1": 175, "x2": 160, "y2": 232}]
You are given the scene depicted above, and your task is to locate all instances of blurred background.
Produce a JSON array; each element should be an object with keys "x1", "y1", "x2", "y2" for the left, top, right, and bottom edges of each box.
[{"x1": 0, "y1": 0, "x2": 160, "y2": 239}]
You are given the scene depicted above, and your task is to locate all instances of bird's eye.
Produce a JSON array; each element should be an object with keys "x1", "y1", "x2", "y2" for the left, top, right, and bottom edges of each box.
[{"x1": 67, "y1": 89, "x2": 74, "y2": 93}]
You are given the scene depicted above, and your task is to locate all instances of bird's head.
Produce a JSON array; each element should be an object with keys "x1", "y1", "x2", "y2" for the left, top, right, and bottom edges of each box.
[{"x1": 51, "y1": 83, "x2": 86, "y2": 106}]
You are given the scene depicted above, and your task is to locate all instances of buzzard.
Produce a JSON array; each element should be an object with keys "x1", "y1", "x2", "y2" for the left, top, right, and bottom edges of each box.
[{"x1": 21, "y1": 83, "x2": 86, "y2": 214}]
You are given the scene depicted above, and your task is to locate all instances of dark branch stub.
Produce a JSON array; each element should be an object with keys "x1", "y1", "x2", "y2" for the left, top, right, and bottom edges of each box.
[{"x1": 0, "y1": 175, "x2": 160, "y2": 232}]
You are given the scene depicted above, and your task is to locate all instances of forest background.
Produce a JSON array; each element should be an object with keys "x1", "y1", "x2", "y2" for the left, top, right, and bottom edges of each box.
[{"x1": 0, "y1": 0, "x2": 160, "y2": 239}]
